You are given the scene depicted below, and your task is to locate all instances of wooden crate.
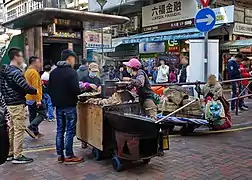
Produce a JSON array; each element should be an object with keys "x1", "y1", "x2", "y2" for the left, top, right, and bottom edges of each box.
[{"x1": 77, "y1": 102, "x2": 103, "y2": 151}]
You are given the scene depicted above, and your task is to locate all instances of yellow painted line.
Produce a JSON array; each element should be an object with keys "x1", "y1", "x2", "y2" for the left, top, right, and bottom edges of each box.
[
  {"x1": 197, "y1": 125, "x2": 252, "y2": 135},
  {"x1": 24, "y1": 147, "x2": 55, "y2": 153},
  {"x1": 23, "y1": 144, "x2": 81, "y2": 153},
  {"x1": 168, "y1": 125, "x2": 252, "y2": 137},
  {"x1": 23, "y1": 126, "x2": 252, "y2": 153}
]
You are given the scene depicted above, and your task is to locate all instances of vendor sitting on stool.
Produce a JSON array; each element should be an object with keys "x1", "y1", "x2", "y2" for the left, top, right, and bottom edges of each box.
[
  {"x1": 123, "y1": 58, "x2": 164, "y2": 156},
  {"x1": 80, "y1": 62, "x2": 101, "y2": 93}
]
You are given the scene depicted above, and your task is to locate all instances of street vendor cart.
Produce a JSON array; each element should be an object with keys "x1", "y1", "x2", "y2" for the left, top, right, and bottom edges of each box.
[{"x1": 77, "y1": 101, "x2": 161, "y2": 171}]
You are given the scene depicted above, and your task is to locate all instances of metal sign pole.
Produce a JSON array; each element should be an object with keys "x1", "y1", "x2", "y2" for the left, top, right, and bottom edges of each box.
[
  {"x1": 195, "y1": 3, "x2": 216, "y2": 82},
  {"x1": 204, "y1": 31, "x2": 208, "y2": 82},
  {"x1": 97, "y1": 0, "x2": 107, "y2": 67}
]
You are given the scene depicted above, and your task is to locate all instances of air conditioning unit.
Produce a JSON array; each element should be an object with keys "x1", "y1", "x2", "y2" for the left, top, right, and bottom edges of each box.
[
  {"x1": 133, "y1": 16, "x2": 138, "y2": 30},
  {"x1": 111, "y1": 25, "x2": 118, "y2": 37}
]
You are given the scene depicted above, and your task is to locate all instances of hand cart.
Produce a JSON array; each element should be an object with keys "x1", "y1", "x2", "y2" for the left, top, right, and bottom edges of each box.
[{"x1": 77, "y1": 102, "x2": 162, "y2": 172}]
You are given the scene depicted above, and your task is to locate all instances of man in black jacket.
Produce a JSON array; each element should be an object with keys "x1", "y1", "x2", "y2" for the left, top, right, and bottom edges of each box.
[
  {"x1": 0, "y1": 47, "x2": 37, "y2": 164},
  {"x1": 48, "y1": 49, "x2": 83, "y2": 164}
]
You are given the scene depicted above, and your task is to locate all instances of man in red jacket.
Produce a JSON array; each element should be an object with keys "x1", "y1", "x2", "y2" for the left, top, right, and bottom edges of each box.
[{"x1": 239, "y1": 57, "x2": 252, "y2": 110}]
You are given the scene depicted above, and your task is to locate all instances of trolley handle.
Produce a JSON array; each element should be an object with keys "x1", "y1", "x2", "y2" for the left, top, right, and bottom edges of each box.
[{"x1": 155, "y1": 99, "x2": 199, "y2": 124}]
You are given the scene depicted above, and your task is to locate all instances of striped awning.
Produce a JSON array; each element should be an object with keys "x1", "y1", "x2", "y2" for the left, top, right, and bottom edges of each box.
[
  {"x1": 122, "y1": 25, "x2": 222, "y2": 44},
  {"x1": 220, "y1": 39, "x2": 252, "y2": 50}
]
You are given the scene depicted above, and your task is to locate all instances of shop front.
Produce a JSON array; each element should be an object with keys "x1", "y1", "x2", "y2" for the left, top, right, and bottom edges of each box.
[
  {"x1": 1, "y1": 8, "x2": 129, "y2": 65},
  {"x1": 220, "y1": 22, "x2": 252, "y2": 80},
  {"x1": 138, "y1": 40, "x2": 189, "y2": 77},
  {"x1": 116, "y1": 3, "x2": 235, "y2": 80}
]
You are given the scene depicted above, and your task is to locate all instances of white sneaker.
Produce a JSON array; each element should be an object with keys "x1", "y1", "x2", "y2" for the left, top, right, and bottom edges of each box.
[{"x1": 240, "y1": 107, "x2": 248, "y2": 111}]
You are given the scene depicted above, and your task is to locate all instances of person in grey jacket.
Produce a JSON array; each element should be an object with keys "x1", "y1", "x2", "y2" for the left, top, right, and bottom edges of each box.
[{"x1": 77, "y1": 59, "x2": 89, "y2": 80}]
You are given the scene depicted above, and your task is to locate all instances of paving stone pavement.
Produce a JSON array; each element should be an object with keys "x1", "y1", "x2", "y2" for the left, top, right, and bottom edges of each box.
[
  {"x1": 1, "y1": 95, "x2": 252, "y2": 180},
  {"x1": 1, "y1": 129, "x2": 252, "y2": 180}
]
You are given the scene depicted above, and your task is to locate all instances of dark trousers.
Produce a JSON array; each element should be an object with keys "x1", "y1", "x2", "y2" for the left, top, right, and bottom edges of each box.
[
  {"x1": 28, "y1": 102, "x2": 46, "y2": 135},
  {"x1": 56, "y1": 107, "x2": 77, "y2": 157},
  {"x1": 231, "y1": 82, "x2": 244, "y2": 110},
  {"x1": 248, "y1": 83, "x2": 252, "y2": 95}
]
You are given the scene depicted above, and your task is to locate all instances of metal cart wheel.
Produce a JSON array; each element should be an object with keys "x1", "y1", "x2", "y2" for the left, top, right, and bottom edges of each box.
[
  {"x1": 143, "y1": 158, "x2": 151, "y2": 164},
  {"x1": 92, "y1": 148, "x2": 102, "y2": 161},
  {"x1": 112, "y1": 156, "x2": 123, "y2": 172}
]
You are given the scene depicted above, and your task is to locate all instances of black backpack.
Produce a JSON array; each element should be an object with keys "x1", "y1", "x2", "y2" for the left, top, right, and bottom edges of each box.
[{"x1": 0, "y1": 107, "x2": 9, "y2": 165}]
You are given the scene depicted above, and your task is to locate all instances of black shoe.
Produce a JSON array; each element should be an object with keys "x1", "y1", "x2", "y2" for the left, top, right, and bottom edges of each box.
[
  {"x1": 12, "y1": 155, "x2": 33, "y2": 164},
  {"x1": 158, "y1": 150, "x2": 165, "y2": 157}
]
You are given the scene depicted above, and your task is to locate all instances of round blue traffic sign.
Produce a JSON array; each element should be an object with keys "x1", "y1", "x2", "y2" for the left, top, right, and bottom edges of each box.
[{"x1": 195, "y1": 8, "x2": 216, "y2": 32}]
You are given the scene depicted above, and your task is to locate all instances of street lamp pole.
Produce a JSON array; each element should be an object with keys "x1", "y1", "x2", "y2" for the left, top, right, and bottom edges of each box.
[{"x1": 96, "y1": 0, "x2": 107, "y2": 66}]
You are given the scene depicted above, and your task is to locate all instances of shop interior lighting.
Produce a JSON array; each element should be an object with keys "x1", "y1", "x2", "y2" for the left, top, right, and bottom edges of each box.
[{"x1": 185, "y1": 40, "x2": 190, "y2": 44}]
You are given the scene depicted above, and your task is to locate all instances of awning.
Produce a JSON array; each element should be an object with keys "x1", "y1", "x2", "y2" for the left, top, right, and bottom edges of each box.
[
  {"x1": 220, "y1": 39, "x2": 252, "y2": 50},
  {"x1": 2, "y1": 8, "x2": 130, "y2": 30},
  {"x1": 122, "y1": 25, "x2": 222, "y2": 44}
]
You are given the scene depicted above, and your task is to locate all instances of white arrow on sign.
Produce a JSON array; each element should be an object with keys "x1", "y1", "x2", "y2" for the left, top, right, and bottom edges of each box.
[{"x1": 196, "y1": 14, "x2": 215, "y2": 25}]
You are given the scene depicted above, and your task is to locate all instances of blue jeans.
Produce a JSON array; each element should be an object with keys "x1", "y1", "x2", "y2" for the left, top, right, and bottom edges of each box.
[
  {"x1": 56, "y1": 107, "x2": 77, "y2": 157},
  {"x1": 231, "y1": 82, "x2": 243, "y2": 110},
  {"x1": 43, "y1": 93, "x2": 54, "y2": 120}
]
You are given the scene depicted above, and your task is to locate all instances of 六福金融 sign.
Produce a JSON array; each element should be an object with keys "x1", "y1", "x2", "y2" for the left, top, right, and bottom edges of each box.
[{"x1": 142, "y1": 0, "x2": 198, "y2": 32}]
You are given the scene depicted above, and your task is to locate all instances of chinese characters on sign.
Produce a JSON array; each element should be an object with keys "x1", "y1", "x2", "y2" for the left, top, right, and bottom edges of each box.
[
  {"x1": 142, "y1": 0, "x2": 198, "y2": 32},
  {"x1": 43, "y1": 32, "x2": 81, "y2": 39},
  {"x1": 142, "y1": 19, "x2": 194, "y2": 32},
  {"x1": 151, "y1": 1, "x2": 182, "y2": 20}
]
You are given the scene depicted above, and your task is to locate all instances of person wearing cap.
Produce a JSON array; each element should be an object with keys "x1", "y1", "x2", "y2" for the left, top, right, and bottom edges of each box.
[
  {"x1": 123, "y1": 58, "x2": 157, "y2": 116},
  {"x1": 80, "y1": 62, "x2": 101, "y2": 93},
  {"x1": 123, "y1": 58, "x2": 164, "y2": 156},
  {"x1": 48, "y1": 49, "x2": 83, "y2": 164}
]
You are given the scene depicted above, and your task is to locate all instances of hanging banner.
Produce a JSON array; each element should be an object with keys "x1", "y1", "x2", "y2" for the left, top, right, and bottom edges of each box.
[{"x1": 84, "y1": 31, "x2": 112, "y2": 49}]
